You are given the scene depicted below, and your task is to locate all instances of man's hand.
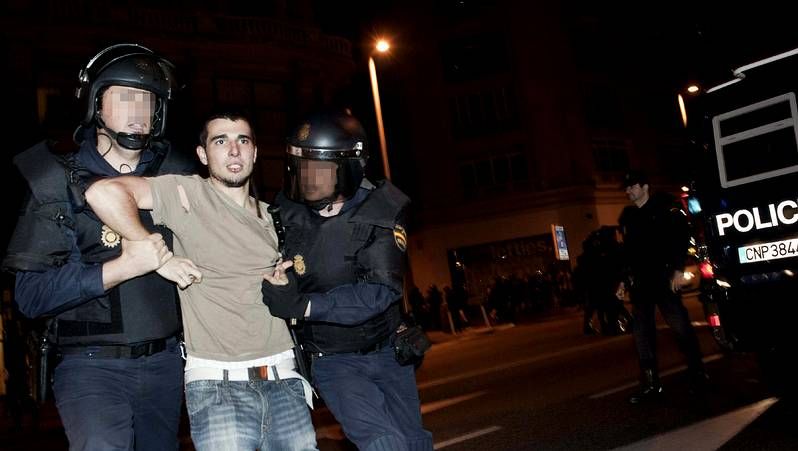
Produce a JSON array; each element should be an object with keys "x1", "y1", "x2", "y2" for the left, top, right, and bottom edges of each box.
[
  {"x1": 121, "y1": 233, "x2": 173, "y2": 279},
  {"x1": 261, "y1": 262, "x2": 308, "y2": 320},
  {"x1": 157, "y1": 257, "x2": 203, "y2": 289},
  {"x1": 262, "y1": 260, "x2": 293, "y2": 286}
]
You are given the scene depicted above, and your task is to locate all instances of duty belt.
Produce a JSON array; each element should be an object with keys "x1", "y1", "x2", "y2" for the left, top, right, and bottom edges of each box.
[
  {"x1": 356, "y1": 335, "x2": 393, "y2": 355},
  {"x1": 58, "y1": 337, "x2": 170, "y2": 359},
  {"x1": 312, "y1": 334, "x2": 394, "y2": 357}
]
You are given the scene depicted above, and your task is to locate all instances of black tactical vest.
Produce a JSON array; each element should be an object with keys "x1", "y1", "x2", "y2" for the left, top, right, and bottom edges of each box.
[
  {"x1": 4, "y1": 140, "x2": 195, "y2": 346},
  {"x1": 279, "y1": 181, "x2": 409, "y2": 354}
]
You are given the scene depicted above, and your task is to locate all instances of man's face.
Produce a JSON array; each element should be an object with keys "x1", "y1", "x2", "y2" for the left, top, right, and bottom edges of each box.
[
  {"x1": 197, "y1": 118, "x2": 257, "y2": 188},
  {"x1": 625, "y1": 183, "x2": 648, "y2": 205},
  {"x1": 99, "y1": 86, "x2": 155, "y2": 135},
  {"x1": 300, "y1": 159, "x2": 337, "y2": 202}
]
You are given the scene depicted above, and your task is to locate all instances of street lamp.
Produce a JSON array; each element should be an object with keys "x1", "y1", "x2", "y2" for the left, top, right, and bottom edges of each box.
[{"x1": 368, "y1": 39, "x2": 392, "y2": 181}]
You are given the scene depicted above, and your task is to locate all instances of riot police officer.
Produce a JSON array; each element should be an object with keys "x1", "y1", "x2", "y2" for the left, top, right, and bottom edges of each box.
[
  {"x1": 3, "y1": 44, "x2": 195, "y2": 450},
  {"x1": 262, "y1": 111, "x2": 434, "y2": 451}
]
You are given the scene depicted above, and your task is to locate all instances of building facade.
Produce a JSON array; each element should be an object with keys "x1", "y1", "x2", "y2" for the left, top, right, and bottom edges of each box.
[{"x1": 381, "y1": 1, "x2": 686, "y2": 301}]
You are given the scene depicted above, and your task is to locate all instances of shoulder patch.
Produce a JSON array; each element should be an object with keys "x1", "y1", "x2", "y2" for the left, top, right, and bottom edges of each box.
[{"x1": 393, "y1": 224, "x2": 407, "y2": 252}]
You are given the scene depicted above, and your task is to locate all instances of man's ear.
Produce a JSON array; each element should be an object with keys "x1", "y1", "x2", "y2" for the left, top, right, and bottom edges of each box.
[
  {"x1": 196, "y1": 145, "x2": 208, "y2": 166},
  {"x1": 253, "y1": 145, "x2": 258, "y2": 164}
]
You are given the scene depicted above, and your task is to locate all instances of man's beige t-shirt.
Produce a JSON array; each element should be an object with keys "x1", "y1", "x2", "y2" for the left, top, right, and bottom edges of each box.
[{"x1": 148, "y1": 174, "x2": 293, "y2": 361}]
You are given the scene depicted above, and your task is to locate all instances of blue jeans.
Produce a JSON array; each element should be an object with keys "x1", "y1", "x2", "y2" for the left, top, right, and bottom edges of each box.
[
  {"x1": 312, "y1": 346, "x2": 433, "y2": 451},
  {"x1": 53, "y1": 338, "x2": 183, "y2": 451},
  {"x1": 185, "y1": 377, "x2": 317, "y2": 451}
]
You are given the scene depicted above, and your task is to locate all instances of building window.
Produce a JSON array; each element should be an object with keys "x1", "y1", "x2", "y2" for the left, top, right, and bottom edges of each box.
[
  {"x1": 460, "y1": 150, "x2": 529, "y2": 199},
  {"x1": 591, "y1": 137, "x2": 630, "y2": 174},
  {"x1": 441, "y1": 32, "x2": 508, "y2": 82},
  {"x1": 449, "y1": 85, "x2": 518, "y2": 138}
]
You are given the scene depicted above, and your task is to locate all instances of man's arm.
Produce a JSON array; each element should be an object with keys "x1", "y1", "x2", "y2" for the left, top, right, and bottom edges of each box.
[
  {"x1": 262, "y1": 218, "x2": 404, "y2": 325},
  {"x1": 307, "y1": 283, "x2": 399, "y2": 324},
  {"x1": 85, "y1": 176, "x2": 154, "y2": 241},
  {"x1": 666, "y1": 205, "x2": 691, "y2": 292},
  {"x1": 262, "y1": 274, "x2": 398, "y2": 325},
  {"x1": 15, "y1": 246, "x2": 105, "y2": 318},
  {"x1": 85, "y1": 176, "x2": 174, "y2": 289},
  {"x1": 86, "y1": 176, "x2": 202, "y2": 289}
]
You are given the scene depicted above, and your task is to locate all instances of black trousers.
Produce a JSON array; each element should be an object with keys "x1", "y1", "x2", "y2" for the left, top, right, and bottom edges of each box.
[{"x1": 630, "y1": 286, "x2": 703, "y2": 373}]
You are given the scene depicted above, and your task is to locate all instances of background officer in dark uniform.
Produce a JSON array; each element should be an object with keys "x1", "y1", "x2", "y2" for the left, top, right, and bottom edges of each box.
[
  {"x1": 262, "y1": 111, "x2": 433, "y2": 451},
  {"x1": 618, "y1": 170, "x2": 707, "y2": 404},
  {"x1": 3, "y1": 44, "x2": 195, "y2": 450}
]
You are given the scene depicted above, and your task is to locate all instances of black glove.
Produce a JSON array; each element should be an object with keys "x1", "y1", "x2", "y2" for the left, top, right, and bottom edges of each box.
[{"x1": 261, "y1": 275, "x2": 309, "y2": 321}]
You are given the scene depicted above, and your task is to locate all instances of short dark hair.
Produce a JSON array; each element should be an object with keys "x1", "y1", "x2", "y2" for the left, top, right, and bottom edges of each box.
[
  {"x1": 198, "y1": 113, "x2": 254, "y2": 147},
  {"x1": 621, "y1": 170, "x2": 649, "y2": 189}
]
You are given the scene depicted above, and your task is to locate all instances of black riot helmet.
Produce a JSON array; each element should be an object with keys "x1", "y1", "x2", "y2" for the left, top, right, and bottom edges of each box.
[
  {"x1": 284, "y1": 111, "x2": 369, "y2": 210},
  {"x1": 74, "y1": 43, "x2": 176, "y2": 150}
]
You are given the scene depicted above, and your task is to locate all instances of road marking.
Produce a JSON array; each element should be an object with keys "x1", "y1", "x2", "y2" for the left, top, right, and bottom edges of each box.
[
  {"x1": 589, "y1": 353, "x2": 724, "y2": 399},
  {"x1": 418, "y1": 336, "x2": 630, "y2": 390},
  {"x1": 611, "y1": 397, "x2": 778, "y2": 451},
  {"x1": 433, "y1": 426, "x2": 503, "y2": 449},
  {"x1": 421, "y1": 391, "x2": 488, "y2": 414},
  {"x1": 419, "y1": 322, "x2": 711, "y2": 391}
]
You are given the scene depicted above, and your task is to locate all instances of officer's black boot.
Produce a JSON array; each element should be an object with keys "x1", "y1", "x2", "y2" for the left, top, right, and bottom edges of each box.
[{"x1": 629, "y1": 368, "x2": 663, "y2": 404}]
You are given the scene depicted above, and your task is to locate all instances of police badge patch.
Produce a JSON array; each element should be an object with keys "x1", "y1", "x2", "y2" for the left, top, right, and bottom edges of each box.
[
  {"x1": 293, "y1": 255, "x2": 306, "y2": 276},
  {"x1": 101, "y1": 224, "x2": 121, "y2": 248},
  {"x1": 393, "y1": 225, "x2": 407, "y2": 252}
]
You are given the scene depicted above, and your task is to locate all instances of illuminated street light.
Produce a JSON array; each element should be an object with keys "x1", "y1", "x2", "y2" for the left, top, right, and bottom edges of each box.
[
  {"x1": 369, "y1": 38, "x2": 392, "y2": 180},
  {"x1": 375, "y1": 39, "x2": 390, "y2": 53},
  {"x1": 687, "y1": 84, "x2": 700, "y2": 93}
]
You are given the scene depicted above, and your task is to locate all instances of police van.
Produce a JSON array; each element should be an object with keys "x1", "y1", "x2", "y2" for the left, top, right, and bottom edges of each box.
[{"x1": 682, "y1": 47, "x2": 798, "y2": 381}]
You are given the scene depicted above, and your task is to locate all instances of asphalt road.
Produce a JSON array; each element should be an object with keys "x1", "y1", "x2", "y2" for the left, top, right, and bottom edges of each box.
[
  {"x1": 3, "y1": 297, "x2": 796, "y2": 450},
  {"x1": 319, "y1": 297, "x2": 795, "y2": 450}
]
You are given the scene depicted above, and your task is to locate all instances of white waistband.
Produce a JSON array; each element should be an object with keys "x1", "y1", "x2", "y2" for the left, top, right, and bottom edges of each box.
[
  {"x1": 184, "y1": 349, "x2": 295, "y2": 371},
  {"x1": 184, "y1": 359, "x2": 296, "y2": 383}
]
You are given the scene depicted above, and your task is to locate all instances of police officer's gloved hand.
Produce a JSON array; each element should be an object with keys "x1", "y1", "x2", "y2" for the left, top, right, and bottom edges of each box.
[{"x1": 261, "y1": 273, "x2": 309, "y2": 321}]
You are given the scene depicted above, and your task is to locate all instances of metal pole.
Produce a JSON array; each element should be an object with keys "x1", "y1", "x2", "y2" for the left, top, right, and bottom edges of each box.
[{"x1": 368, "y1": 56, "x2": 392, "y2": 181}]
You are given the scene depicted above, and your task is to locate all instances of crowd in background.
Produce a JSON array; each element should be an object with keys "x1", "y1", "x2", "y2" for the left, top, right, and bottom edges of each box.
[{"x1": 407, "y1": 225, "x2": 630, "y2": 336}]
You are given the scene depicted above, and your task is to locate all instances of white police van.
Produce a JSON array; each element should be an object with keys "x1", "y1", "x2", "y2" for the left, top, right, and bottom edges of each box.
[{"x1": 683, "y1": 47, "x2": 798, "y2": 386}]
